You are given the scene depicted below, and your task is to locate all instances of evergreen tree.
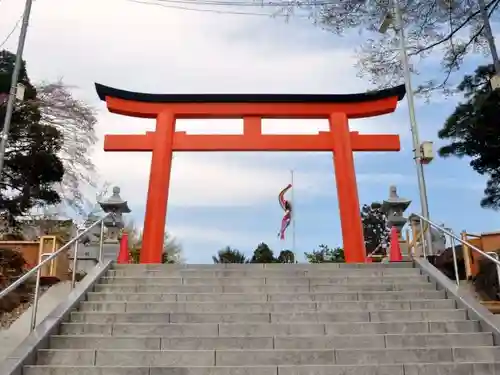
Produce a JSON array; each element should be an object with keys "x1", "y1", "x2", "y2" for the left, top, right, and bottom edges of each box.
[
  {"x1": 361, "y1": 203, "x2": 389, "y2": 254},
  {"x1": 212, "y1": 246, "x2": 248, "y2": 264},
  {"x1": 277, "y1": 249, "x2": 295, "y2": 263},
  {"x1": 304, "y1": 244, "x2": 345, "y2": 263},
  {"x1": 438, "y1": 64, "x2": 500, "y2": 209},
  {"x1": 250, "y1": 242, "x2": 277, "y2": 263},
  {"x1": 0, "y1": 50, "x2": 64, "y2": 221}
]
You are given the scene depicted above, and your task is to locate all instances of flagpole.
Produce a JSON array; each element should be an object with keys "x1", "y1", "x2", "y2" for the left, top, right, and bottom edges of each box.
[{"x1": 290, "y1": 169, "x2": 296, "y2": 254}]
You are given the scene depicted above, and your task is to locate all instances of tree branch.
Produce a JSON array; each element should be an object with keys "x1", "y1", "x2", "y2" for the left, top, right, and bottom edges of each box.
[{"x1": 409, "y1": 0, "x2": 499, "y2": 57}]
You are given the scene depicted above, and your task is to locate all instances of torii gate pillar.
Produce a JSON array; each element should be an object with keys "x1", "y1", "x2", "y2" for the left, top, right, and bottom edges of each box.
[{"x1": 95, "y1": 83, "x2": 406, "y2": 263}]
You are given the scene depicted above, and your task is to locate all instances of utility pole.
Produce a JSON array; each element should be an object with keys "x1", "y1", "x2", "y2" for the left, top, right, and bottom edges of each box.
[
  {"x1": 477, "y1": 0, "x2": 500, "y2": 73},
  {"x1": 392, "y1": 2, "x2": 431, "y2": 223},
  {"x1": 377, "y1": 0, "x2": 434, "y2": 253},
  {"x1": 392, "y1": 1, "x2": 433, "y2": 253},
  {"x1": 0, "y1": 0, "x2": 34, "y2": 175},
  {"x1": 477, "y1": 0, "x2": 500, "y2": 89}
]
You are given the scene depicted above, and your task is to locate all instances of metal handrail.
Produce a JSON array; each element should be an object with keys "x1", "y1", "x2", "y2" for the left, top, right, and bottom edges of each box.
[
  {"x1": 0, "y1": 213, "x2": 110, "y2": 331},
  {"x1": 411, "y1": 213, "x2": 500, "y2": 287}
]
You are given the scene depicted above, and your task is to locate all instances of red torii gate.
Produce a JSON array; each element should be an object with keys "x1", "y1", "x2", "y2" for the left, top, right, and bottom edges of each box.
[{"x1": 95, "y1": 83, "x2": 406, "y2": 264}]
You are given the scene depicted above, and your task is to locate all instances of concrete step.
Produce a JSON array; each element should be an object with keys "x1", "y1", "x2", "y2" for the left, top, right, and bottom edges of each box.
[
  {"x1": 106, "y1": 268, "x2": 423, "y2": 277},
  {"x1": 93, "y1": 283, "x2": 437, "y2": 294},
  {"x1": 110, "y1": 263, "x2": 415, "y2": 270},
  {"x1": 98, "y1": 276, "x2": 429, "y2": 285},
  {"x1": 59, "y1": 320, "x2": 481, "y2": 336},
  {"x1": 35, "y1": 347, "x2": 500, "y2": 366},
  {"x1": 77, "y1": 300, "x2": 456, "y2": 313},
  {"x1": 68, "y1": 309, "x2": 467, "y2": 324},
  {"x1": 48, "y1": 332, "x2": 494, "y2": 350},
  {"x1": 86, "y1": 291, "x2": 447, "y2": 302},
  {"x1": 29, "y1": 261, "x2": 494, "y2": 375},
  {"x1": 24, "y1": 363, "x2": 500, "y2": 375}
]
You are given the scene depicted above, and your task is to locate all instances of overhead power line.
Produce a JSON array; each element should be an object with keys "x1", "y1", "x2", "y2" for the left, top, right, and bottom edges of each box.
[
  {"x1": 127, "y1": 0, "x2": 315, "y2": 17},
  {"x1": 137, "y1": 0, "x2": 333, "y2": 7},
  {"x1": 0, "y1": 14, "x2": 23, "y2": 50}
]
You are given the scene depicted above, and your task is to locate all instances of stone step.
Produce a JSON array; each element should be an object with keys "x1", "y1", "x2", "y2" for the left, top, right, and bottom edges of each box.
[
  {"x1": 86, "y1": 291, "x2": 447, "y2": 302},
  {"x1": 77, "y1": 300, "x2": 455, "y2": 313},
  {"x1": 35, "y1": 347, "x2": 500, "y2": 366},
  {"x1": 99, "y1": 276, "x2": 429, "y2": 285},
  {"x1": 68, "y1": 309, "x2": 467, "y2": 324},
  {"x1": 106, "y1": 268, "x2": 423, "y2": 277},
  {"x1": 59, "y1": 320, "x2": 480, "y2": 336},
  {"x1": 111, "y1": 263, "x2": 414, "y2": 270},
  {"x1": 93, "y1": 283, "x2": 437, "y2": 294},
  {"x1": 23, "y1": 363, "x2": 500, "y2": 375},
  {"x1": 48, "y1": 332, "x2": 494, "y2": 350}
]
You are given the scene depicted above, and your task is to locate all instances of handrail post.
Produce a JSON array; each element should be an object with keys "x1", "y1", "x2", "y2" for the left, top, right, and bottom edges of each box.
[
  {"x1": 98, "y1": 219, "x2": 105, "y2": 263},
  {"x1": 71, "y1": 230, "x2": 80, "y2": 289},
  {"x1": 462, "y1": 231, "x2": 473, "y2": 280},
  {"x1": 495, "y1": 254, "x2": 500, "y2": 296},
  {"x1": 29, "y1": 253, "x2": 48, "y2": 331},
  {"x1": 449, "y1": 229, "x2": 460, "y2": 286},
  {"x1": 486, "y1": 252, "x2": 500, "y2": 297},
  {"x1": 418, "y1": 217, "x2": 426, "y2": 258}
]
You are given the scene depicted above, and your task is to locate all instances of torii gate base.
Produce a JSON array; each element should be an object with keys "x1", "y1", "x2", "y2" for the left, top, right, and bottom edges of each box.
[{"x1": 95, "y1": 83, "x2": 406, "y2": 264}]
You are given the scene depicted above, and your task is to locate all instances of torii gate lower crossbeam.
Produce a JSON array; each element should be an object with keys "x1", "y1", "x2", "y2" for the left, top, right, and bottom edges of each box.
[{"x1": 95, "y1": 83, "x2": 406, "y2": 264}]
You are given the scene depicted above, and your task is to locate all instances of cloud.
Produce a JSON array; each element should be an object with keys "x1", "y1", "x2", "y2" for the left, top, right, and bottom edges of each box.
[
  {"x1": 5, "y1": 0, "x2": 408, "y2": 213},
  {"x1": 94, "y1": 148, "x2": 336, "y2": 207},
  {"x1": 6, "y1": 0, "x2": 486, "y2": 260}
]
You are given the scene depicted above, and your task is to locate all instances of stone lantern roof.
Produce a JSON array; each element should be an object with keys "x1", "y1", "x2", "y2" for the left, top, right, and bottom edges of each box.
[
  {"x1": 381, "y1": 185, "x2": 411, "y2": 214},
  {"x1": 98, "y1": 186, "x2": 131, "y2": 214}
]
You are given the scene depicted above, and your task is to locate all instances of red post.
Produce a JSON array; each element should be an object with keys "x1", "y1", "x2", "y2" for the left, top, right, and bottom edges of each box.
[
  {"x1": 117, "y1": 232, "x2": 129, "y2": 264},
  {"x1": 140, "y1": 111, "x2": 175, "y2": 263},
  {"x1": 329, "y1": 112, "x2": 366, "y2": 263},
  {"x1": 389, "y1": 226, "x2": 403, "y2": 262}
]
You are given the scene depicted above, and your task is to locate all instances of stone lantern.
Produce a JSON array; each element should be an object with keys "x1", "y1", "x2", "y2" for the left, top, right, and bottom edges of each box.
[
  {"x1": 98, "y1": 186, "x2": 131, "y2": 261},
  {"x1": 380, "y1": 185, "x2": 412, "y2": 258},
  {"x1": 69, "y1": 188, "x2": 130, "y2": 272},
  {"x1": 381, "y1": 186, "x2": 411, "y2": 233}
]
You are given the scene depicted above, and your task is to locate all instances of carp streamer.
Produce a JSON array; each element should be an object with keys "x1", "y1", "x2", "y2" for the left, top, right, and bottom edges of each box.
[{"x1": 277, "y1": 184, "x2": 292, "y2": 240}]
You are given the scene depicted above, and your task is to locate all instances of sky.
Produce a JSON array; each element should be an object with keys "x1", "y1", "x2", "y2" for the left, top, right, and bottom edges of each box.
[{"x1": 1, "y1": 0, "x2": 499, "y2": 263}]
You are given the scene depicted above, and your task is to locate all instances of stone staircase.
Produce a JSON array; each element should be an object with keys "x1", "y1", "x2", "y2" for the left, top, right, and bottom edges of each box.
[{"x1": 24, "y1": 262, "x2": 500, "y2": 374}]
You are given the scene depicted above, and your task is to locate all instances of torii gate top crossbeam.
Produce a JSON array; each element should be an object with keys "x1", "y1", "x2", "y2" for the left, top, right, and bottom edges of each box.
[{"x1": 95, "y1": 83, "x2": 406, "y2": 119}]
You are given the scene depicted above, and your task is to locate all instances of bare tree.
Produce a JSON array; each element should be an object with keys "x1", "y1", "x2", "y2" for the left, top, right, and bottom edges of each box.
[
  {"x1": 81, "y1": 181, "x2": 111, "y2": 218},
  {"x1": 281, "y1": 0, "x2": 500, "y2": 97},
  {"x1": 123, "y1": 219, "x2": 141, "y2": 249},
  {"x1": 124, "y1": 219, "x2": 185, "y2": 263},
  {"x1": 35, "y1": 80, "x2": 98, "y2": 216}
]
